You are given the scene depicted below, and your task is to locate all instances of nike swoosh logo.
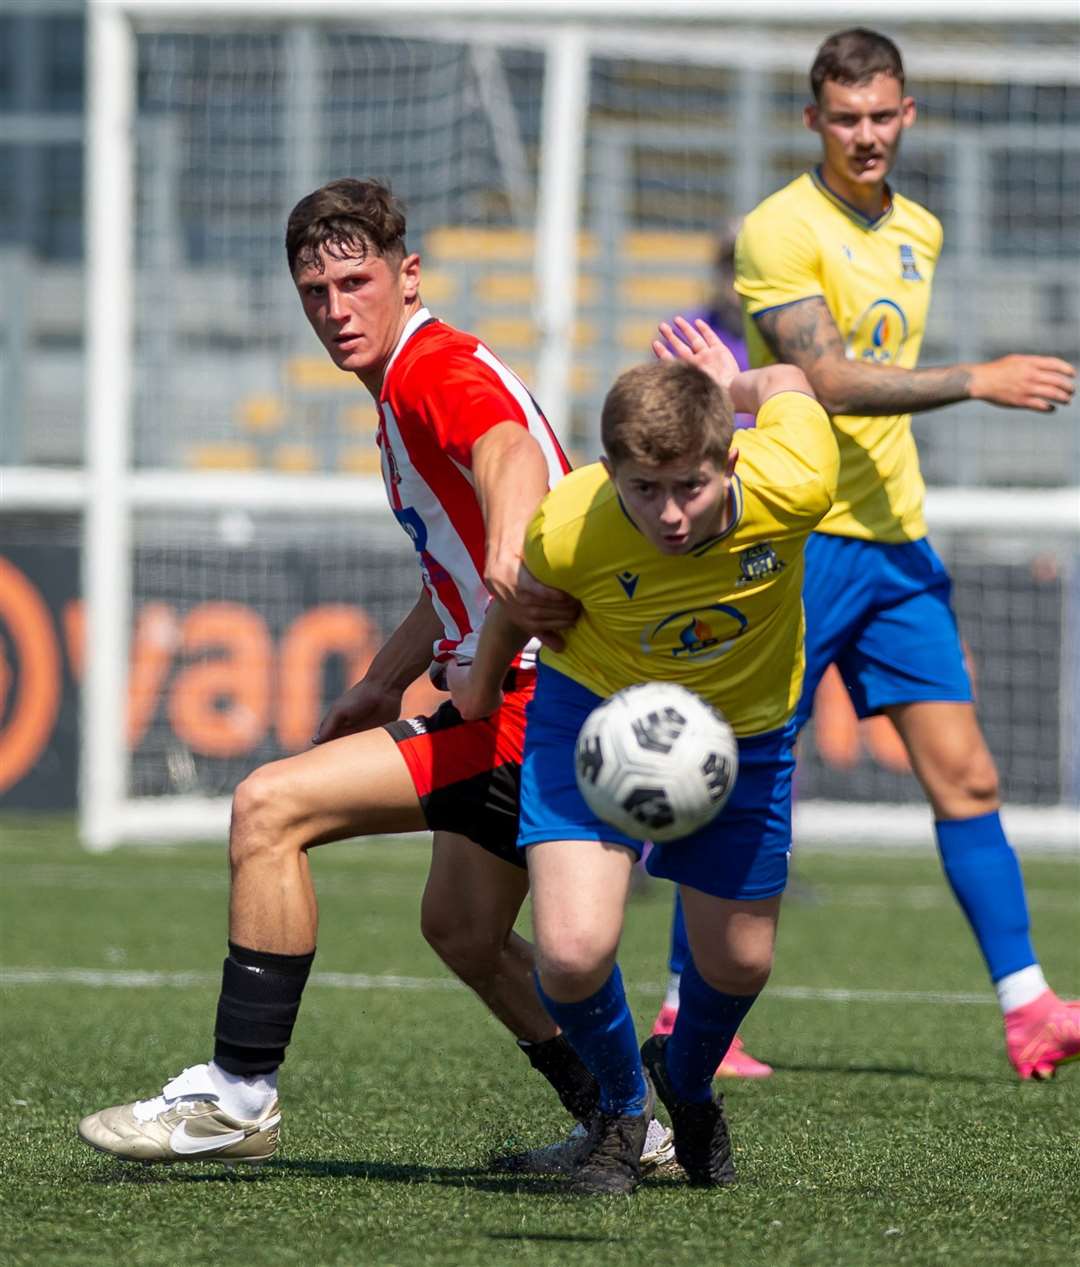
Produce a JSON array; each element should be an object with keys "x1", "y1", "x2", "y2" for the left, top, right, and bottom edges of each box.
[{"x1": 169, "y1": 1117, "x2": 276, "y2": 1156}]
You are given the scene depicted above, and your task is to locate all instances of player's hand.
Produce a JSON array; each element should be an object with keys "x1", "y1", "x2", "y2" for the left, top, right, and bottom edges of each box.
[
  {"x1": 654, "y1": 316, "x2": 742, "y2": 390},
  {"x1": 312, "y1": 679, "x2": 403, "y2": 744},
  {"x1": 446, "y1": 662, "x2": 503, "y2": 721},
  {"x1": 969, "y1": 354, "x2": 1076, "y2": 413},
  {"x1": 484, "y1": 557, "x2": 579, "y2": 653}
]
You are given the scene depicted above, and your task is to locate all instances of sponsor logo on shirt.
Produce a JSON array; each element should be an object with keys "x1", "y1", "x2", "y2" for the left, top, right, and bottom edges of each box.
[
  {"x1": 393, "y1": 506, "x2": 428, "y2": 552},
  {"x1": 845, "y1": 298, "x2": 908, "y2": 365},
  {"x1": 639, "y1": 603, "x2": 748, "y2": 661}
]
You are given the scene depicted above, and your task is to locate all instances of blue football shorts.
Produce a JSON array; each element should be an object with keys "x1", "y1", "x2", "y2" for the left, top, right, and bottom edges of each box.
[
  {"x1": 517, "y1": 663, "x2": 796, "y2": 901},
  {"x1": 794, "y1": 532, "x2": 974, "y2": 731}
]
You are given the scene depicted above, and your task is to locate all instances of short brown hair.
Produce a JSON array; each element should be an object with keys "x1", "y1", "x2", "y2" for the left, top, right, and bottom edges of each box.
[
  {"x1": 810, "y1": 28, "x2": 904, "y2": 102},
  {"x1": 286, "y1": 178, "x2": 407, "y2": 277},
  {"x1": 601, "y1": 361, "x2": 734, "y2": 470}
]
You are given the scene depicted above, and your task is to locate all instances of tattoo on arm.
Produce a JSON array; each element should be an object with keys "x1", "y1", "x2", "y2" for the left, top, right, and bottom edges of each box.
[
  {"x1": 756, "y1": 297, "x2": 972, "y2": 416},
  {"x1": 757, "y1": 298, "x2": 846, "y2": 371}
]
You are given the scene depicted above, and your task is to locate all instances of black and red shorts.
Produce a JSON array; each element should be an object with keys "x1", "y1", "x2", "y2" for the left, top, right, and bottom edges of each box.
[{"x1": 383, "y1": 670, "x2": 534, "y2": 867}]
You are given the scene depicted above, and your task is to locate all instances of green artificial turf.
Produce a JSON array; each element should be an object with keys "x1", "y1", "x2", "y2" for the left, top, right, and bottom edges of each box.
[{"x1": 1, "y1": 815, "x2": 1077, "y2": 1267}]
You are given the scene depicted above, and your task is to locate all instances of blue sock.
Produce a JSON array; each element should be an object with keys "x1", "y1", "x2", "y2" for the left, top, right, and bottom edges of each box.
[
  {"x1": 669, "y1": 892, "x2": 691, "y2": 976},
  {"x1": 935, "y1": 811, "x2": 1036, "y2": 982},
  {"x1": 534, "y1": 966, "x2": 648, "y2": 1117},
  {"x1": 666, "y1": 960, "x2": 758, "y2": 1103}
]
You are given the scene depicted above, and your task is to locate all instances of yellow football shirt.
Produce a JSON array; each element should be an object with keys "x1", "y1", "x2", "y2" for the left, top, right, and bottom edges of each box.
[
  {"x1": 524, "y1": 392, "x2": 838, "y2": 736},
  {"x1": 735, "y1": 168, "x2": 942, "y2": 543}
]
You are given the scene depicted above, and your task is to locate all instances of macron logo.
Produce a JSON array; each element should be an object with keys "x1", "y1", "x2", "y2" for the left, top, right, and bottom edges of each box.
[{"x1": 616, "y1": 571, "x2": 640, "y2": 599}]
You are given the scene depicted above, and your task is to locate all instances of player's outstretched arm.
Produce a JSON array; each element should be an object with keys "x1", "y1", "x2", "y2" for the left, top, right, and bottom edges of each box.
[
  {"x1": 312, "y1": 589, "x2": 441, "y2": 743},
  {"x1": 756, "y1": 297, "x2": 1076, "y2": 416},
  {"x1": 449, "y1": 601, "x2": 530, "y2": 721},
  {"x1": 472, "y1": 421, "x2": 579, "y2": 648}
]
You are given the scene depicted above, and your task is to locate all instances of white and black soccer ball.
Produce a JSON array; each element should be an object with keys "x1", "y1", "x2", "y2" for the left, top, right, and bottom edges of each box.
[{"x1": 574, "y1": 682, "x2": 738, "y2": 843}]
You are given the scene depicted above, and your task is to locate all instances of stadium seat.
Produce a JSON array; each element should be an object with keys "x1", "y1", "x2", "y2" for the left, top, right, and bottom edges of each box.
[
  {"x1": 187, "y1": 442, "x2": 260, "y2": 471},
  {"x1": 339, "y1": 403, "x2": 380, "y2": 434},
  {"x1": 621, "y1": 230, "x2": 716, "y2": 264},
  {"x1": 236, "y1": 394, "x2": 285, "y2": 433},
  {"x1": 618, "y1": 275, "x2": 709, "y2": 308},
  {"x1": 339, "y1": 446, "x2": 383, "y2": 475},
  {"x1": 286, "y1": 357, "x2": 359, "y2": 391},
  {"x1": 272, "y1": 444, "x2": 318, "y2": 473}
]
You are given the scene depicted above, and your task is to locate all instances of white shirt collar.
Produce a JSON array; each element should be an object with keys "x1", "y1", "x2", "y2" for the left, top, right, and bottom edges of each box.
[{"x1": 383, "y1": 306, "x2": 433, "y2": 383}]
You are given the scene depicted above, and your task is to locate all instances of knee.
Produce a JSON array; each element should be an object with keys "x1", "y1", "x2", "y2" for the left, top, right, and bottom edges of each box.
[
  {"x1": 536, "y1": 937, "x2": 611, "y2": 1002},
  {"x1": 696, "y1": 948, "x2": 773, "y2": 997},
  {"x1": 938, "y1": 746, "x2": 1000, "y2": 811},
  {"x1": 420, "y1": 900, "x2": 501, "y2": 982},
  {"x1": 229, "y1": 764, "x2": 301, "y2": 868}
]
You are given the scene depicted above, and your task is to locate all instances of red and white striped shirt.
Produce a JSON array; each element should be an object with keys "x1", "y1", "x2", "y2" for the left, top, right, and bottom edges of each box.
[{"x1": 378, "y1": 308, "x2": 571, "y2": 671}]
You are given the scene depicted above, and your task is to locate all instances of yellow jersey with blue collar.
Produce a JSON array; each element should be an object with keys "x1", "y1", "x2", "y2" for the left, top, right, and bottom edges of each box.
[
  {"x1": 524, "y1": 392, "x2": 838, "y2": 736},
  {"x1": 735, "y1": 168, "x2": 942, "y2": 543}
]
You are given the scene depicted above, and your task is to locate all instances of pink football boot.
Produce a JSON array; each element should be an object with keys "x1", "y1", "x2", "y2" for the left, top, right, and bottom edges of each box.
[{"x1": 1004, "y1": 990, "x2": 1080, "y2": 1080}]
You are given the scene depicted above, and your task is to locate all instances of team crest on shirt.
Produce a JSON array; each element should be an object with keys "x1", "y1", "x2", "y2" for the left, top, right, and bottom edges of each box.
[
  {"x1": 846, "y1": 298, "x2": 908, "y2": 365},
  {"x1": 639, "y1": 603, "x2": 748, "y2": 661},
  {"x1": 899, "y1": 244, "x2": 923, "y2": 281},
  {"x1": 735, "y1": 542, "x2": 784, "y2": 586}
]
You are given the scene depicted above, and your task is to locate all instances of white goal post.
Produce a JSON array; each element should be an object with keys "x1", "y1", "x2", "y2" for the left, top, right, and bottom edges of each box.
[{"x1": 21, "y1": 0, "x2": 1079, "y2": 849}]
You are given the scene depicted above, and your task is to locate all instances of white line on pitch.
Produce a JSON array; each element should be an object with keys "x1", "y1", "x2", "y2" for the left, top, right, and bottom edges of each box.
[{"x1": 0, "y1": 966, "x2": 999, "y2": 1006}]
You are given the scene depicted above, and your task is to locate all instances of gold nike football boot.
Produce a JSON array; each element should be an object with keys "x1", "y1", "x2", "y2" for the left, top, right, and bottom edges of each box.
[{"x1": 78, "y1": 1065, "x2": 280, "y2": 1164}]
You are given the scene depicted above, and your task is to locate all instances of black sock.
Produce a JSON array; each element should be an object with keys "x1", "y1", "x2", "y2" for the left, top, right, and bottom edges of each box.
[
  {"x1": 518, "y1": 1034, "x2": 600, "y2": 1124},
  {"x1": 213, "y1": 941, "x2": 315, "y2": 1077}
]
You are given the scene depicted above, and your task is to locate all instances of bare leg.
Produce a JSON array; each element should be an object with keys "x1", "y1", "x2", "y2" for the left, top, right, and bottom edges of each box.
[
  {"x1": 527, "y1": 840, "x2": 637, "y2": 1001},
  {"x1": 884, "y1": 699, "x2": 1000, "y2": 820},
  {"x1": 228, "y1": 727, "x2": 426, "y2": 953},
  {"x1": 421, "y1": 831, "x2": 554, "y2": 1041},
  {"x1": 679, "y1": 888, "x2": 781, "y2": 995}
]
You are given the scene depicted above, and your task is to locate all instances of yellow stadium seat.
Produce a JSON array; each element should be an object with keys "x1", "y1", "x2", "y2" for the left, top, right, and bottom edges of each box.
[
  {"x1": 475, "y1": 317, "x2": 598, "y2": 351},
  {"x1": 473, "y1": 273, "x2": 599, "y2": 305},
  {"x1": 426, "y1": 227, "x2": 535, "y2": 262},
  {"x1": 286, "y1": 357, "x2": 361, "y2": 391},
  {"x1": 424, "y1": 226, "x2": 599, "y2": 263},
  {"x1": 187, "y1": 442, "x2": 260, "y2": 471},
  {"x1": 418, "y1": 269, "x2": 457, "y2": 304},
  {"x1": 474, "y1": 273, "x2": 535, "y2": 304},
  {"x1": 340, "y1": 403, "x2": 380, "y2": 433},
  {"x1": 618, "y1": 317, "x2": 665, "y2": 353},
  {"x1": 272, "y1": 444, "x2": 318, "y2": 473},
  {"x1": 339, "y1": 446, "x2": 383, "y2": 476},
  {"x1": 621, "y1": 231, "x2": 716, "y2": 264},
  {"x1": 619, "y1": 276, "x2": 710, "y2": 309},
  {"x1": 235, "y1": 394, "x2": 285, "y2": 433},
  {"x1": 571, "y1": 364, "x2": 598, "y2": 393}
]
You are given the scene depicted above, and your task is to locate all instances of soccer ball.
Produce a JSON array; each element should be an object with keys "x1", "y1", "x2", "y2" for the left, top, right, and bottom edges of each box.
[{"x1": 574, "y1": 681, "x2": 738, "y2": 843}]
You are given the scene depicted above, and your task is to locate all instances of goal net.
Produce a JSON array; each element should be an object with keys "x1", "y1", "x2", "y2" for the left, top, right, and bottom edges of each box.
[{"x1": 11, "y1": 0, "x2": 1077, "y2": 848}]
